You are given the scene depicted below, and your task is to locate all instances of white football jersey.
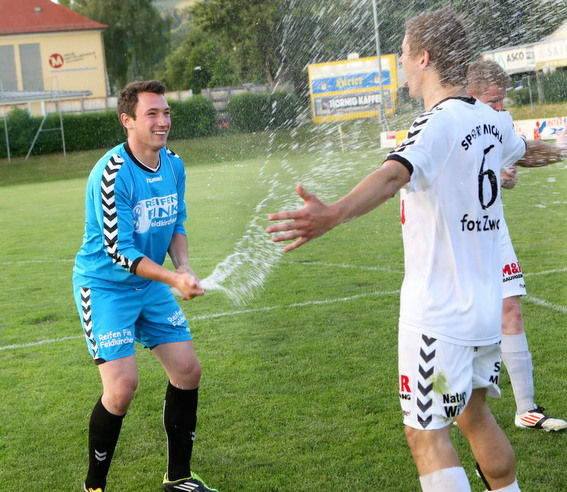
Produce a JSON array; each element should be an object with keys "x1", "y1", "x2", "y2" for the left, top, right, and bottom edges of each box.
[{"x1": 387, "y1": 97, "x2": 526, "y2": 345}]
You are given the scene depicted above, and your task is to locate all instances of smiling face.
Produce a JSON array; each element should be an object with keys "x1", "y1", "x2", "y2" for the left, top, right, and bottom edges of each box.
[
  {"x1": 476, "y1": 83, "x2": 507, "y2": 111},
  {"x1": 121, "y1": 91, "x2": 171, "y2": 160}
]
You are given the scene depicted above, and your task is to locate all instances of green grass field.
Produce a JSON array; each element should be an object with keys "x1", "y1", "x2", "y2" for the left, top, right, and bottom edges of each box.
[{"x1": 0, "y1": 122, "x2": 565, "y2": 491}]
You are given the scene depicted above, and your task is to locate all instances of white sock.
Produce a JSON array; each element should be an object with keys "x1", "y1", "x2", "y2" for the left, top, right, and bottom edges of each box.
[
  {"x1": 490, "y1": 479, "x2": 521, "y2": 491},
  {"x1": 419, "y1": 467, "x2": 471, "y2": 492},
  {"x1": 501, "y1": 333, "x2": 535, "y2": 414}
]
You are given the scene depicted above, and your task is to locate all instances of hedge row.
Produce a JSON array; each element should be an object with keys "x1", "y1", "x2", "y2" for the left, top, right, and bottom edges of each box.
[
  {"x1": 227, "y1": 90, "x2": 300, "y2": 133},
  {"x1": 0, "y1": 90, "x2": 299, "y2": 159},
  {"x1": 0, "y1": 95, "x2": 218, "y2": 159}
]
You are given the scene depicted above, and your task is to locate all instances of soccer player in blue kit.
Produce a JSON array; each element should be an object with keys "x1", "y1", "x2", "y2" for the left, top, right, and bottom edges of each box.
[
  {"x1": 267, "y1": 8, "x2": 525, "y2": 492},
  {"x1": 73, "y1": 80, "x2": 217, "y2": 492}
]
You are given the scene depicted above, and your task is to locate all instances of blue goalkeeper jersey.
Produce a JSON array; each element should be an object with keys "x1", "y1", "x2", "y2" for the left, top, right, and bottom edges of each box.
[{"x1": 73, "y1": 142, "x2": 187, "y2": 289}]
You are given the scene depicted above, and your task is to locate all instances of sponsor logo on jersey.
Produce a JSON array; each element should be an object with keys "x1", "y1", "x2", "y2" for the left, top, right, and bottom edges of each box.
[
  {"x1": 134, "y1": 193, "x2": 178, "y2": 233},
  {"x1": 502, "y1": 262, "x2": 523, "y2": 281}
]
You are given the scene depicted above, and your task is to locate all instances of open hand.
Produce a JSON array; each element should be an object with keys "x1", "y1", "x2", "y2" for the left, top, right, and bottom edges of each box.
[{"x1": 266, "y1": 184, "x2": 337, "y2": 252}]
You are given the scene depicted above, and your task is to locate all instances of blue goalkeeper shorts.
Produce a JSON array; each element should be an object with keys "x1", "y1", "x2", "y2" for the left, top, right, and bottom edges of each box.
[{"x1": 73, "y1": 279, "x2": 191, "y2": 364}]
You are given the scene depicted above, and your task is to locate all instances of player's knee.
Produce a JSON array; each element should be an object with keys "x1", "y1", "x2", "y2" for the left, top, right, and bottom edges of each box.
[
  {"x1": 173, "y1": 359, "x2": 202, "y2": 389},
  {"x1": 404, "y1": 425, "x2": 454, "y2": 465},
  {"x1": 404, "y1": 425, "x2": 430, "y2": 455},
  {"x1": 478, "y1": 452, "x2": 516, "y2": 486},
  {"x1": 186, "y1": 359, "x2": 202, "y2": 386},
  {"x1": 104, "y1": 377, "x2": 138, "y2": 414}
]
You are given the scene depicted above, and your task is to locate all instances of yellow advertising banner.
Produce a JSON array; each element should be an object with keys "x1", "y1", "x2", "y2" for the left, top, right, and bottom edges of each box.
[{"x1": 308, "y1": 55, "x2": 398, "y2": 124}]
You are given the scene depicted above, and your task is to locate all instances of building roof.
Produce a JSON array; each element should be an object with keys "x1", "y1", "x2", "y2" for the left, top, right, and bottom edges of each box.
[
  {"x1": 543, "y1": 19, "x2": 567, "y2": 41},
  {"x1": 0, "y1": 89, "x2": 92, "y2": 105},
  {"x1": 0, "y1": 0, "x2": 106, "y2": 36}
]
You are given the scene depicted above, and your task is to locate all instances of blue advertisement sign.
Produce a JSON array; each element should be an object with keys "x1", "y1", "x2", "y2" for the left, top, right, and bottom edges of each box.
[{"x1": 311, "y1": 70, "x2": 391, "y2": 94}]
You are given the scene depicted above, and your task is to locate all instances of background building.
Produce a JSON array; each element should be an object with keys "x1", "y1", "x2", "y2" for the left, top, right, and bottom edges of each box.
[
  {"x1": 482, "y1": 19, "x2": 567, "y2": 74},
  {"x1": 0, "y1": 0, "x2": 108, "y2": 97}
]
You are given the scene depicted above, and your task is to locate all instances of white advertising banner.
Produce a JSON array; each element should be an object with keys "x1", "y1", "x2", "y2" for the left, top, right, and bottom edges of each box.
[
  {"x1": 534, "y1": 38, "x2": 567, "y2": 70},
  {"x1": 380, "y1": 117, "x2": 567, "y2": 149},
  {"x1": 512, "y1": 116, "x2": 567, "y2": 140},
  {"x1": 482, "y1": 47, "x2": 535, "y2": 74}
]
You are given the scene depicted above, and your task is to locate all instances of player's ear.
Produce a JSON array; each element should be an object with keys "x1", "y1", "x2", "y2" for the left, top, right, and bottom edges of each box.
[
  {"x1": 120, "y1": 112, "x2": 133, "y2": 131},
  {"x1": 419, "y1": 49, "x2": 431, "y2": 70}
]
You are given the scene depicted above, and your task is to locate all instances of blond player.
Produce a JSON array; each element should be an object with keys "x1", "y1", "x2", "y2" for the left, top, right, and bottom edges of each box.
[{"x1": 467, "y1": 59, "x2": 567, "y2": 432}]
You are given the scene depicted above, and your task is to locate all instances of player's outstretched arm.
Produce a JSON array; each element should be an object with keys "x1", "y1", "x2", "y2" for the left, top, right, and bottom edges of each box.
[
  {"x1": 266, "y1": 160, "x2": 409, "y2": 252},
  {"x1": 517, "y1": 126, "x2": 567, "y2": 167}
]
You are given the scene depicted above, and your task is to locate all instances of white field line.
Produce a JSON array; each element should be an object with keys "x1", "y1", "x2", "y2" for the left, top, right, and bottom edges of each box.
[
  {"x1": 525, "y1": 296, "x2": 567, "y2": 314},
  {"x1": 0, "y1": 290, "x2": 399, "y2": 352},
  {"x1": 1, "y1": 258, "x2": 564, "y2": 278},
  {"x1": 1, "y1": 261, "x2": 564, "y2": 352},
  {"x1": 190, "y1": 290, "x2": 400, "y2": 320},
  {"x1": 0, "y1": 336, "x2": 81, "y2": 351},
  {"x1": 284, "y1": 260, "x2": 404, "y2": 274},
  {"x1": 0, "y1": 259, "x2": 74, "y2": 265}
]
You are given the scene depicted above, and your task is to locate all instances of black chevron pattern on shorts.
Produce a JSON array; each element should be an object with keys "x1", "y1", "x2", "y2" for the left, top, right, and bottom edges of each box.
[
  {"x1": 80, "y1": 287, "x2": 98, "y2": 359},
  {"x1": 416, "y1": 334, "x2": 437, "y2": 429},
  {"x1": 101, "y1": 154, "x2": 131, "y2": 271}
]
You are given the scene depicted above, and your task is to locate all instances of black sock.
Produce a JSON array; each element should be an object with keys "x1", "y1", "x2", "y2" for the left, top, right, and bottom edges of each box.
[
  {"x1": 163, "y1": 383, "x2": 199, "y2": 481},
  {"x1": 84, "y1": 397, "x2": 125, "y2": 490}
]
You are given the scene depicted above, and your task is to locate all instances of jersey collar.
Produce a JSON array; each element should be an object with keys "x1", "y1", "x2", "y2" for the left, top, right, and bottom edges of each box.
[{"x1": 124, "y1": 142, "x2": 161, "y2": 173}]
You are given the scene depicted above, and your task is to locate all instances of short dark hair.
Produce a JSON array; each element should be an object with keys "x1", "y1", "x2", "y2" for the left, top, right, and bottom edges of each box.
[
  {"x1": 405, "y1": 8, "x2": 472, "y2": 87},
  {"x1": 117, "y1": 80, "x2": 166, "y2": 122},
  {"x1": 467, "y1": 59, "x2": 511, "y2": 96}
]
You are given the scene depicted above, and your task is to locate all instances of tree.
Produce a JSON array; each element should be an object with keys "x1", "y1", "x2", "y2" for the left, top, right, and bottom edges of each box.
[
  {"x1": 191, "y1": 0, "x2": 281, "y2": 85},
  {"x1": 159, "y1": 27, "x2": 239, "y2": 93},
  {"x1": 63, "y1": 0, "x2": 171, "y2": 93},
  {"x1": 160, "y1": 0, "x2": 567, "y2": 95}
]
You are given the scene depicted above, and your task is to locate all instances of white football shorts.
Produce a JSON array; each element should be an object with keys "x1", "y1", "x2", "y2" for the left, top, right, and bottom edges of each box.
[{"x1": 398, "y1": 325, "x2": 502, "y2": 430}]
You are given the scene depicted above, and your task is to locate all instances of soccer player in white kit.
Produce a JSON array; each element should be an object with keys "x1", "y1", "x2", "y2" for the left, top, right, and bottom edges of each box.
[
  {"x1": 467, "y1": 59, "x2": 567, "y2": 432},
  {"x1": 267, "y1": 8, "x2": 524, "y2": 492}
]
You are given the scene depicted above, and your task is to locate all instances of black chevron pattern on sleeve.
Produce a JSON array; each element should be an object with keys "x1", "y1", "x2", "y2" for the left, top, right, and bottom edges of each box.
[
  {"x1": 101, "y1": 154, "x2": 132, "y2": 271},
  {"x1": 392, "y1": 110, "x2": 435, "y2": 154}
]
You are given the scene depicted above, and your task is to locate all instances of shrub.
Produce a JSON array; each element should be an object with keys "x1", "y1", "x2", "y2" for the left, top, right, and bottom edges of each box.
[
  {"x1": 0, "y1": 95, "x2": 217, "y2": 158},
  {"x1": 63, "y1": 111, "x2": 123, "y2": 153},
  {"x1": 0, "y1": 109, "x2": 38, "y2": 158},
  {"x1": 168, "y1": 95, "x2": 217, "y2": 140},
  {"x1": 227, "y1": 91, "x2": 299, "y2": 133}
]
